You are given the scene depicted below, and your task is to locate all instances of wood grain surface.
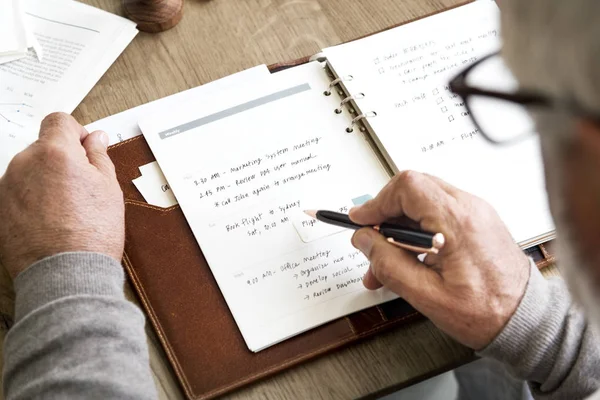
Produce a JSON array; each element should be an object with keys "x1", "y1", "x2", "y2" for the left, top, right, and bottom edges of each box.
[{"x1": 0, "y1": 1, "x2": 563, "y2": 399}]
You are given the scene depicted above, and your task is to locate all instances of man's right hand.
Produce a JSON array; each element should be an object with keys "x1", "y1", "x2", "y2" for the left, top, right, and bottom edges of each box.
[
  {"x1": 0, "y1": 112, "x2": 125, "y2": 279},
  {"x1": 350, "y1": 171, "x2": 532, "y2": 350}
]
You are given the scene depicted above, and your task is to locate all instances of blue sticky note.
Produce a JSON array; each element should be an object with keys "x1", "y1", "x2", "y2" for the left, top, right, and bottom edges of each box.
[{"x1": 352, "y1": 194, "x2": 372, "y2": 206}]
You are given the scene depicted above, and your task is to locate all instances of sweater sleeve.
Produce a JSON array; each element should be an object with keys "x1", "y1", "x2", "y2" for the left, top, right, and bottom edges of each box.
[
  {"x1": 3, "y1": 252, "x2": 157, "y2": 400},
  {"x1": 478, "y1": 260, "x2": 600, "y2": 400}
]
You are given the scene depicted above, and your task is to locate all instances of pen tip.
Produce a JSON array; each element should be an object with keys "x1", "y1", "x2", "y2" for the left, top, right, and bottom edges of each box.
[{"x1": 304, "y1": 210, "x2": 317, "y2": 219}]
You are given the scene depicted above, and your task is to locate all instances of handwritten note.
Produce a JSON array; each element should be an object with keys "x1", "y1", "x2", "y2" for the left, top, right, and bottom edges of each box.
[
  {"x1": 183, "y1": 135, "x2": 329, "y2": 212},
  {"x1": 140, "y1": 62, "x2": 393, "y2": 351},
  {"x1": 370, "y1": 29, "x2": 498, "y2": 87},
  {"x1": 323, "y1": 1, "x2": 555, "y2": 247},
  {"x1": 325, "y1": 2, "x2": 501, "y2": 156},
  {"x1": 291, "y1": 201, "x2": 356, "y2": 243}
]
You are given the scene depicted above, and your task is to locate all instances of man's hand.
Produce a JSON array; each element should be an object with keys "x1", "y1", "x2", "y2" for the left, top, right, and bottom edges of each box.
[
  {"x1": 350, "y1": 171, "x2": 531, "y2": 350},
  {"x1": 0, "y1": 112, "x2": 124, "y2": 279}
]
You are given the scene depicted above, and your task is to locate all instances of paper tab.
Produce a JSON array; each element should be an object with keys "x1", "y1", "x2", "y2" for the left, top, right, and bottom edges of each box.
[
  {"x1": 291, "y1": 211, "x2": 346, "y2": 243},
  {"x1": 132, "y1": 161, "x2": 178, "y2": 208},
  {"x1": 291, "y1": 194, "x2": 372, "y2": 243}
]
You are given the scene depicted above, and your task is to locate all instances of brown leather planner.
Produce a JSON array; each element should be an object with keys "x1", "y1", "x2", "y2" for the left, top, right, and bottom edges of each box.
[
  {"x1": 108, "y1": 131, "x2": 556, "y2": 400},
  {"x1": 107, "y1": 2, "x2": 557, "y2": 398}
]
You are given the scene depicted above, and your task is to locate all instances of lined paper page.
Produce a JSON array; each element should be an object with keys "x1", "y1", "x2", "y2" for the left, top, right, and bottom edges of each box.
[
  {"x1": 140, "y1": 62, "x2": 396, "y2": 351},
  {"x1": 324, "y1": 1, "x2": 555, "y2": 246}
]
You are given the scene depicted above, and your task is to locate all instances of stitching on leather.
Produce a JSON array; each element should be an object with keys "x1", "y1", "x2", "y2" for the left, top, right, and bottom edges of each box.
[
  {"x1": 121, "y1": 194, "x2": 428, "y2": 398},
  {"x1": 128, "y1": 243, "x2": 420, "y2": 400},
  {"x1": 124, "y1": 200, "x2": 180, "y2": 212},
  {"x1": 201, "y1": 312, "x2": 421, "y2": 399},
  {"x1": 345, "y1": 316, "x2": 357, "y2": 335},
  {"x1": 126, "y1": 239, "x2": 421, "y2": 399},
  {"x1": 120, "y1": 177, "x2": 556, "y2": 398},
  {"x1": 122, "y1": 253, "x2": 195, "y2": 399},
  {"x1": 376, "y1": 306, "x2": 388, "y2": 322},
  {"x1": 108, "y1": 135, "x2": 143, "y2": 150}
]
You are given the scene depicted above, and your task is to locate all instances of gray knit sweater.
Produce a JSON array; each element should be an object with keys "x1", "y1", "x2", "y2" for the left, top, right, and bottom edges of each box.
[{"x1": 2, "y1": 253, "x2": 599, "y2": 399}]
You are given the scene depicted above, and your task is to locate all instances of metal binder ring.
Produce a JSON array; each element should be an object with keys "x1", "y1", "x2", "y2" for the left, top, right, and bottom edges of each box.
[
  {"x1": 346, "y1": 111, "x2": 377, "y2": 133},
  {"x1": 335, "y1": 93, "x2": 365, "y2": 114},
  {"x1": 323, "y1": 75, "x2": 354, "y2": 96}
]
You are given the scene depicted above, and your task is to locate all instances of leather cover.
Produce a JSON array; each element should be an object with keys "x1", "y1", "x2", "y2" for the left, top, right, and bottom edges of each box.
[{"x1": 108, "y1": 135, "x2": 556, "y2": 400}]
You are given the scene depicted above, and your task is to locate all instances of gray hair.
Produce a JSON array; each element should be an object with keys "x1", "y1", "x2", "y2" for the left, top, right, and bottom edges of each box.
[
  {"x1": 501, "y1": 0, "x2": 600, "y2": 114},
  {"x1": 501, "y1": 0, "x2": 600, "y2": 325}
]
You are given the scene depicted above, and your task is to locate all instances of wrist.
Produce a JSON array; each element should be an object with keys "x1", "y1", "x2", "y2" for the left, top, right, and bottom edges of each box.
[
  {"x1": 14, "y1": 252, "x2": 126, "y2": 322},
  {"x1": 3, "y1": 231, "x2": 124, "y2": 279},
  {"x1": 476, "y1": 260, "x2": 569, "y2": 381}
]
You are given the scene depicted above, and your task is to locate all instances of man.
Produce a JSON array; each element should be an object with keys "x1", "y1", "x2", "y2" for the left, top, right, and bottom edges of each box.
[
  {"x1": 0, "y1": 1, "x2": 599, "y2": 399},
  {"x1": 0, "y1": 116, "x2": 156, "y2": 399}
]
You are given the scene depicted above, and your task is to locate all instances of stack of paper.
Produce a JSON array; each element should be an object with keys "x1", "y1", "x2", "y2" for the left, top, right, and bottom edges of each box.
[
  {"x1": 0, "y1": 0, "x2": 138, "y2": 174},
  {"x1": 0, "y1": 0, "x2": 42, "y2": 64}
]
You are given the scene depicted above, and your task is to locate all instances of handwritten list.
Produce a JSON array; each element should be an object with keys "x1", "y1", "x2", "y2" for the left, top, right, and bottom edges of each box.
[
  {"x1": 140, "y1": 63, "x2": 393, "y2": 351},
  {"x1": 324, "y1": 1, "x2": 501, "y2": 155},
  {"x1": 323, "y1": 0, "x2": 554, "y2": 252},
  {"x1": 183, "y1": 136, "x2": 330, "y2": 213}
]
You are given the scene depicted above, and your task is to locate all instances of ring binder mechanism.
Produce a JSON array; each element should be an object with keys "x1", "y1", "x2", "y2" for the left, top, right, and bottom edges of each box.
[
  {"x1": 323, "y1": 75, "x2": 353, "y2": 96},
  {"x1": 346, "y1": 112, "x2": 377, "y2": 133},
  {"x1": 335, "y1": 93, "x2": 365, "y2": 114},
  {"x1": 321, "y1": 62, "x2": 379, "y2": 142}
]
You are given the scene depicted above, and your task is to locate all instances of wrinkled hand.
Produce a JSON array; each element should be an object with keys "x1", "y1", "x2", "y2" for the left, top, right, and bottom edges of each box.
[
  {"x1": 350, "y1": 171, "x2": 530, "y2": 350},
  {"x1": 0, "y1": 112, "x2": 124, "y2": 279}
]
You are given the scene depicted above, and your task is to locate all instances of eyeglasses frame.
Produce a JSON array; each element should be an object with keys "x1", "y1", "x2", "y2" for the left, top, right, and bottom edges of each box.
[{"x1": 448, "y1": 51, "x2": 597, "y2": 144}]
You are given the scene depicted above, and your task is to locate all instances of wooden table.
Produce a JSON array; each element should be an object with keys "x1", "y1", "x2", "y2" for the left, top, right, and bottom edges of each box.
[{"x1": 0, "y1": 1, "x2": 562, "y2": 399}]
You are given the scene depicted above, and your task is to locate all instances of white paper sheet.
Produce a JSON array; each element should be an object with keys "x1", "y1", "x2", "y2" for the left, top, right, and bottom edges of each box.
[
  {"x1": 0, "y1": 0, "x2": 28, "y2": 54},
  {"x1": 0, "y1": 0, "x2": 138, "y2": 174},
  {"x1": 132, "y1": 162, "x2": 178, "y2": 208},
  {"x1": 140, "y1": 62, "x2": 396, "y2": 351},
  {"x1": 86, "y1": 65, "x2": 270, "y2": 145},
  {"x1": 324, "y1": 1, "x2": 555, "y2": 246}
]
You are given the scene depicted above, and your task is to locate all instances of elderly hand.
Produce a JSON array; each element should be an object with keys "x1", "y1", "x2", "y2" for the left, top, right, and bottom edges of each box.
[
  {"x1": 350, "y1": 171, "x2": 531, "y2": 350},
  {"x1": 0, "y1": 112, "x2": 124, "y2": 279}
]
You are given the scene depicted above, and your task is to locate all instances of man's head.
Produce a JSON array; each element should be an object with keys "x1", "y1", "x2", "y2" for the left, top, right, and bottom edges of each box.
[{"x1": 501, "y1": 0, "x2": 600, "y2": 325}]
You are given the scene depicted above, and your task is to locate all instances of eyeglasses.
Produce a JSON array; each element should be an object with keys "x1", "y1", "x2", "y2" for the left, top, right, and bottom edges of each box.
[{"x1": 449, "y1": 51, "x2": 596, "y2": 144}]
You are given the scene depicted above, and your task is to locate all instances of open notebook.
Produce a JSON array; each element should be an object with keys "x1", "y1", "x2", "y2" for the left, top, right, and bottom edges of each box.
[{"x1": 138, "y1": 1, "x2": 554, "y2": 352}]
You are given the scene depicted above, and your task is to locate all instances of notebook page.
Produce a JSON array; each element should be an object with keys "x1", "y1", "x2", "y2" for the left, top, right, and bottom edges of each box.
[
  {"x1": 86, "y1": 65, "x2": 270, "y2": 145},
  {"x1": 324, "y1": 1, "x2": 555, "y2": 245},
  {"x1": 140, "y1": 62, "x2": 396, "y2": 352}
]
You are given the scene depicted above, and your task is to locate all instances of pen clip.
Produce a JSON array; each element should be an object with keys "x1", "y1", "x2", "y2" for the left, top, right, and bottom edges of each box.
[{"x1": 386, "y1": 237, "x2": 440, "y2": 254}]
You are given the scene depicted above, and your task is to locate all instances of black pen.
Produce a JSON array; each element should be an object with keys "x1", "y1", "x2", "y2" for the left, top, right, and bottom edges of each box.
[{"x1": 303, "y1": 210, "x2": 445, "y2": 254}]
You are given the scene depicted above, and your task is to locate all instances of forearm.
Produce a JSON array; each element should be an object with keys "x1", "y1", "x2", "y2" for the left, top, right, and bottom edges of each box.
[
  {"x1": 3, "y1": 253, "x2": 156, "y2": 399},
  {"x1": 478, "y1": 260, "x2": 600, "y2": 399}
]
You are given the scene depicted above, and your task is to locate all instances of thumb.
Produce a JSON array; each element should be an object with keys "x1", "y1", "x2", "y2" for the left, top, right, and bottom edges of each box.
[
  {"x1": 82, "y1": 131, "x2": 115, "y2": 177},
  {"x1": 352, "y1": 228, "x2": 443, "y2": 304}
]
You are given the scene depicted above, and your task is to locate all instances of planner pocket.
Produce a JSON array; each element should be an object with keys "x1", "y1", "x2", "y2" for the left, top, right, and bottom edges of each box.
[{"x1": 123, "y1": 200, "x2": 357, "y2": 399}]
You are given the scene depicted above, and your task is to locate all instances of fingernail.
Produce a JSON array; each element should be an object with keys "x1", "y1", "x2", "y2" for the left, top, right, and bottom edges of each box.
[
  {"x1": 353, "y1": 230, "x2": 373, "y2": 256},
  {"x1": 348, "y1": 206, "x2": 361, "y2": 219},
  {"x1": 99, "y1": 132, "x2": 109, "y2": 148}
]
